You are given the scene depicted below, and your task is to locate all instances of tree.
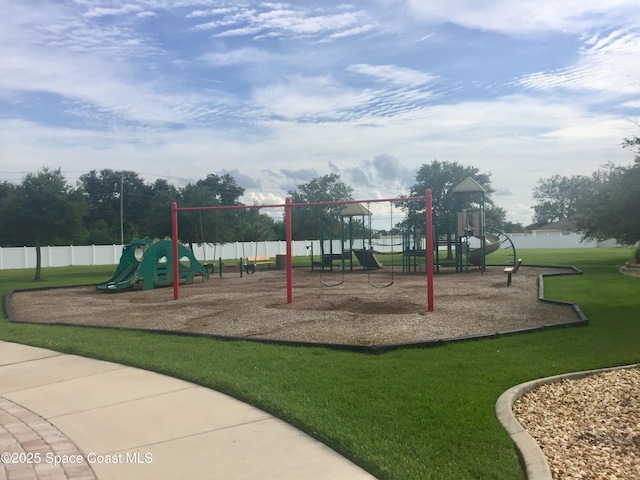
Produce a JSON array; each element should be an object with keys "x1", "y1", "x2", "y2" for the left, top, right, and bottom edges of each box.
[
  {"x1": 576, "y1": 160, "x2": 640, "y2": 245},
  {"x1": 178, "y1": 175, "x2": 247, "y2": 247},
  {"x1": 142, "y1": 179, "x2": 180, "y2": 239},
  {"x1": 531, "y1": 174, "x2": 589, "y2": 225},
  {"x1": 195, "y1": 173, "x2": 245, "y2": 206},
  {"x1": 564, "y1": 134, "x2": 640, "y2": 246},
  {"x1": 0, "y1": 167, "x2": 86, "y2": 280},
  {"x1": 0, "y1": 181, "x2": 17, "y2": 246},
  {"x1": 402, "y1": 160, "x2": 502, "y2": 258},
  {"x1": 287, "y1": 174, "x2": 354, "y2": 240},
  {"x1": 79, "y1": 169, "x2": 152, "y2": 243},
  {"x1": 502, "y1": 221, "x2": 528, "y2": 233}
]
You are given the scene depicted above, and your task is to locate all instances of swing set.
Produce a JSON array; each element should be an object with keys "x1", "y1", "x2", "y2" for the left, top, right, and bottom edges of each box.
[
  {"x1": 317, "y1": 201, "x2": 396, "y2": 288},
  {"x1": 198, "y1": 208, "x2": 268, "y2": 277},
  {"x1": 171, "y1": 191, "x2": 435, "y2": 311}
]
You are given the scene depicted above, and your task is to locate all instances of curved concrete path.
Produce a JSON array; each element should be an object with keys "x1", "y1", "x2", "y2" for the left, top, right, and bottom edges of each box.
[{"x1": 0, "y1": 341, "x2": 376, "y2": 480}]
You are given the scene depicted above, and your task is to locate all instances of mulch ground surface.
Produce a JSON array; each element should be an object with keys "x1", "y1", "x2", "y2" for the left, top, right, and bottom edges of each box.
[{"x1": 9, "y1": 266, "x2": 583, "y2": 348}]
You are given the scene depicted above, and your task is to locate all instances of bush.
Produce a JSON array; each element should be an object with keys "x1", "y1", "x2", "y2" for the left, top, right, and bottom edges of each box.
[{"x1": 635, "y1": 246, "x2": 640, "y2": 263}]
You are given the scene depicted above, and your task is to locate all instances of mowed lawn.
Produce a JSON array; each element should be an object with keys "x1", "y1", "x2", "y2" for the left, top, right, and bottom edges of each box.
[{"x1": 1, "y1": 248, "x2": 638, "y2": 479}]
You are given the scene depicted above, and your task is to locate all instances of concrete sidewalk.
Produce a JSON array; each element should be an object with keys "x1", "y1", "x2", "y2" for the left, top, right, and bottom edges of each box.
[{"x1": 0, "y1": 341, "x2": 376, "y2": 480}]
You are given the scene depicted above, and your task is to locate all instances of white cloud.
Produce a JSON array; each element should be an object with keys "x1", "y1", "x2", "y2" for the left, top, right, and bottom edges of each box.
[
  {"x1": 199, "y1": 47, "x2": 271, "y2": 66},
  {"x1": 243, "y1": 192, "x2": 286, "y2": 207},
  {"x1": 405, "y1": 0, "x2": 640, "y2": 35},
  {"x1": 190, "y1": 3, "x2": 371, "y2": 40},
  {"x1": 1, "y1": 91, "x2": 636, "y2": 226},
  {"x1": 251, "y1": 75, "x2": 364, "y2": 119},
  {"x1": 1, "y1": 0, "x2": 639, "y2": 230},
  {"x1": 327, "y1": 24, "x2": 375, "y2": 40},
  {"x1": 517, "y1": 29, "x2": 640, "y2": 96},
  {"x1": 83, "y1": 4, "x2": 143, "y2": 18},
  {"x1": 347, "y1": 64, "x2": 436, "y2": 88}
]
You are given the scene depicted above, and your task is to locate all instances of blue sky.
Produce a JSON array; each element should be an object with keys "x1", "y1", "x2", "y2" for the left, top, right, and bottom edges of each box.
[{"x1": 1, "y1": 1, "x2": 639, "y2": 225}]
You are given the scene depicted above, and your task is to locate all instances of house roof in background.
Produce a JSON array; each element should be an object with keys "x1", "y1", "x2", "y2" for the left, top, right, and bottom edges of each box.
[{"x1": 533, "y1": 218, "x2": 578, "y2": 232}]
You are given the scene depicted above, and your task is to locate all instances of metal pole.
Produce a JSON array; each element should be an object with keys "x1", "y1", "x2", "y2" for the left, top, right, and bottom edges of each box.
[
  {"x1": 120, "y1": 176, "x2": 124, "y2": 245},
  {"x1": 171, "y1": 202, "x2": 180, "y2": 300},
  {"x1": 285, "y1": 197, "x2": 293, "y2": 304},
  {"x1": 171, "y1": 194, "x2": 432, "y2": 302},
  {"x1": 426, "y1": 189, "x2": 434, "y2": 312}
]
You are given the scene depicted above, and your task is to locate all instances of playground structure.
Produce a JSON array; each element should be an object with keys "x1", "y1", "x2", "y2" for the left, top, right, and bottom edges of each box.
[
  {"x1": 311, "y1": 202, "x2": 387, "y2": 274},
  {"x1": 453, "y1": 177, "x2": 517, "y2": 273},
  {"x1": 167, "y1": 180, "x2": 518, "y2": 302},
  {"x1": 96, "y1": 237, "x2": 209, "y2": 292},
  {"x1": 171, "y1": 192, "x2": 435, "y2": 310},
  {"x1": 400, "y1": 179, "x2": 517, "y2": 274},
  {"x1": 309, "y1": 202, "x2": 395, "y2": 288}
]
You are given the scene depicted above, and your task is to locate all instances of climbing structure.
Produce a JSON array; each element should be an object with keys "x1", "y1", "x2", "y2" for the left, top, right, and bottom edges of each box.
[
  {"x1": 452, "y1": 177, "x2": 518, "y2": 272},
  {"x1": 453, "y1": 177, "x2": 489, "y2": 272},
  {"x1": 97, "y1": 237, "x2": 209, "y2": 292}
]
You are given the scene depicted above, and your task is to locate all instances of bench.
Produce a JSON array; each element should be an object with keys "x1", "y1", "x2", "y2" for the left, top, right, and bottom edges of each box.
[
  {"x1": 245, "y1": 256, "x2": 275, "y2": 274},
  {"x1": 503, "y1": 259, "x2": 522, "y2": 286}
]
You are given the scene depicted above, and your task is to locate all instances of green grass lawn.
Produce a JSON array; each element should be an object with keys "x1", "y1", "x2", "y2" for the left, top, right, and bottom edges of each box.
[{"x1": 1, "y1": 248, "x2": 639, "y2": 479}]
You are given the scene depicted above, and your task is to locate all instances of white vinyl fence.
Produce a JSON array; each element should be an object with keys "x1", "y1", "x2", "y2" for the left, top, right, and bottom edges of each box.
[{"x1": 0, "y1": 233, "x2": 625, "y2": 270}]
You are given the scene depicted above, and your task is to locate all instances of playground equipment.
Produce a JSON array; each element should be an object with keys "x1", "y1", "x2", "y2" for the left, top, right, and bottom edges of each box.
[
  {"x1": 314, "y1": 202, "x2": 394, "y2": 287},
  {"x1": 467, "y1": 232, "x2": 501, "y2": 265},
  {"x1": 171, "y1": 191, "x2": 435, "y2": 311},
  {"x1": 401, "y1": 227, "x2": 428, "y2": 273},
  {"x1": 453, "y1": 177, "x2": 488, "y2": 272},
  {"x1": 97, "y1": 237, "x2": 209, "y2": 292},
  {"x1": 452, "y1": 177, "x2": 518, "y2": 272}
]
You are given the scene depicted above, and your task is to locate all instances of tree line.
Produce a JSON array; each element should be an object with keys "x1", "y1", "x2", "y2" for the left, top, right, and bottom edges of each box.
[
  {"x1": 0, "y1": 162, "x2": 512, "y2": 250},
  {"x1": 1, "y1": 137, "x2": 638, "y2": 280},
  {"x1": 532, "y1": 134, "x2": 640, "y2": 246}
]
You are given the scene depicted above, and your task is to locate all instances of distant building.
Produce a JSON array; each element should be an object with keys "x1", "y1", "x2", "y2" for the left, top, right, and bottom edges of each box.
[{"x1": 531, "y1": 218, "x2": 578, "y2": 236}]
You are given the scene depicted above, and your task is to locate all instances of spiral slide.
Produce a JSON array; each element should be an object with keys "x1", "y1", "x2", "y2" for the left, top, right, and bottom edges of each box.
[{"x1": 468, "y1": 233, "x2": 502, "y2": 265}]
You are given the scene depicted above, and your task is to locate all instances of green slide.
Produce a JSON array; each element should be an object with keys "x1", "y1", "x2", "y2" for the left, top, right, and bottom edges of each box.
[
  {"x1": 97, "y1": 237, "x2": 209, "y2": 292},
  {"x1": 96, "y1": 238, "x2": 151, "y2": 292}
]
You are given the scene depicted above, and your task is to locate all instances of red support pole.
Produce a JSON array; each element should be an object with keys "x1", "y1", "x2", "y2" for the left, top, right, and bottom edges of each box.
[
  {"x1": 425, "y1": 189, "x2": 434, "y2": 312},
  {"x1": 285, "y1": 197, "x2": 293, "y2": 304},
  {"x1": 171, "y1": 201, "x2": 180, "y2": 300},
  {"x1": 171, "y1": 194, "x2": 433, "y2": 303}
]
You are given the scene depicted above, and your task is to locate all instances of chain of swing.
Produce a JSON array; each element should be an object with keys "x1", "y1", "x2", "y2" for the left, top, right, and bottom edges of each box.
[
  {"x1": 199, "y1": 203, "x2": 395, "y2": 286},
  {"x1": 199, "y1": 209, "x2": 260, "y2": 276},
  {"x1": 367, "y1": 201, "x2": 394, "y2": 288},
  {"x1": 318, "y1": 202, "x2": 395, "y2": 289}
]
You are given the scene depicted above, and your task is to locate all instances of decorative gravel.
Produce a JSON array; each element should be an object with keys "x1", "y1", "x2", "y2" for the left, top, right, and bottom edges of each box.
[{"x1": 513, "y1": 367, "x2": 640, "y2": 480}]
